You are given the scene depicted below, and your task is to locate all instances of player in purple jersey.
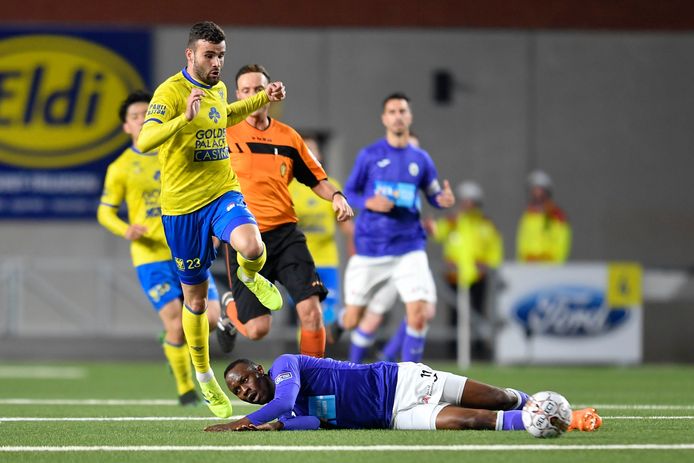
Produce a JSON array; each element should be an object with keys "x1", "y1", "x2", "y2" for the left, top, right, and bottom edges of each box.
[
  {"x1": 340, "y1": 93, "x2": 455, "y2": 363},
  {"x1": 203, "y1": 354, "x2": 602, "y2": 432}
]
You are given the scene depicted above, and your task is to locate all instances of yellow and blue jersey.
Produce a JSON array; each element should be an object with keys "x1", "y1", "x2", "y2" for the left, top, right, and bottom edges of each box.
[
  {"x1": 289, "y1": 178, "x2": 340, "y2": 267},
  {"x1": 98, "y1": 146, "x2": 170, "y2": 267},
  {"x1": 139, "y1": 68, "x2": 269, "y2": 216}
]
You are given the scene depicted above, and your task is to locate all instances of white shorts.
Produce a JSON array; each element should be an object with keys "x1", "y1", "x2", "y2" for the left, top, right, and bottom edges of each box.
[
  {"x1": 344, "y1": 250, "x2": 437, "y2": 309},
  {"x1": 391, "y1": 362, "x2": 468, "y2": 430},
  {"x1": 368, "y1": 281, "x2": 400, "y2": 315}
]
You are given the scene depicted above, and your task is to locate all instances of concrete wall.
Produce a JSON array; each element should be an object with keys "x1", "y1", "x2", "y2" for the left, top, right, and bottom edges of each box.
[
  {"x1": 2, "y1": 27, "x2": 693, "y2": 361},
  {"x1": 3, "y1": 28, "x2": 694, "y2": 268}
]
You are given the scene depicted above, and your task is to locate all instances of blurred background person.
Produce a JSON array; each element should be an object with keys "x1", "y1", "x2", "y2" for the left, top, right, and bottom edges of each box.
[
  {"x1": 516, "y1": 170, "x2": 571, "y2": 263},
  {"x1": 97, "y1": 90, "x2": 227, "y2": 407},
  {"x1": 342, "y1": 92, "x2": 455, "y2": 364},
  {"x1": 362, "y1": 131, "x2": 424, "y2": 363},
  {"x1": 424, "y1": 180, "x2": 503, "y2": 358}
]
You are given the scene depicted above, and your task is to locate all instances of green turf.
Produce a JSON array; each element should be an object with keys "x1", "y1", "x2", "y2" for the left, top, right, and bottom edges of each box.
[{"x1": 1, "y1": 360, "x2": 693, "y2": 463}]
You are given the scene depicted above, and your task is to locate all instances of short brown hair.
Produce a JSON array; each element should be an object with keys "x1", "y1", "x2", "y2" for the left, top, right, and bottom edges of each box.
[
  {"x1": 188, "y1": 21, "x2": 225, "y2": 48},
  {"x1": 235, "y1": 64, "x2": 271, "y2": 85},
  {"x1": 382, "y1": 92, "x2": 411, "y2": 110}
]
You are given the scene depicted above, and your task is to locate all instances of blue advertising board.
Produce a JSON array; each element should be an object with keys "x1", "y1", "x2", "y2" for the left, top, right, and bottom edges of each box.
[{"x1": 0, "y1": 28, "x2": 151, "y2": 219}]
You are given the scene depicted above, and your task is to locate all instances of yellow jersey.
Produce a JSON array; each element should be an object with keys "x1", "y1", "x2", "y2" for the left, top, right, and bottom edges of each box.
[
  {"x1": 433, "y1": 208, "x2": 503, "y2": 287},
  {"x1": 97, "y1": 146, "x2": 171, "y2": 267},
  {"x1": 516, "y1": 203, "x2": 571, "y2": 263},
  {"x1": 289, "y1": 178, "x2": 340, "y2": 267},
  {"x1": 138, "y1": 68, "x2": 270, "y2": 215}
]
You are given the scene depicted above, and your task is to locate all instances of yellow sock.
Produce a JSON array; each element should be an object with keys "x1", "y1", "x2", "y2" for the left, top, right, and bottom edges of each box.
[
  {"x1": 162, "y1": 341, "x2": 195, "y2": 395},
  {"x1": 182, "y1": 304, "x2": 210, "y2": 374},
  {"x1": 237, "y1": 244, "x2": 267, "y2": 280}
]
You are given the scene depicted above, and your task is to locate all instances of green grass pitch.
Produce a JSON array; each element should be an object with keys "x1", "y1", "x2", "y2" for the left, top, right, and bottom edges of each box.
[{"x1": 1, "y1": 360, "x2": 693, "y2": 463}]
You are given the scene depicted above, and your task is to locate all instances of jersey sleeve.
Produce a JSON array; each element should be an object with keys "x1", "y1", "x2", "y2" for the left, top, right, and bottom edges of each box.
[
  {"x1": 226, "y1": 90, "x2": 270, "y2": 127},
  {"x1": 97, "y1": 162, "x2": 129, "y2": 237},
  {"x1": 292, "y1": 132, "x2": 328, "y2": 188},
  {"x1": 246, "y1": 355, "x2": 301, "y2": 426},
  {"x1": 344, "y1": 150, "x2": 369, "y2": 210},
  {"x1": 278, "y1": 414, "x2": 321, "y2": 431},
  {"x1": 137, "y1": 84, "x2": 189, "y2": 153},
  {"x1": 420, "y1": 151, "x2": 443, "y2": 208}
]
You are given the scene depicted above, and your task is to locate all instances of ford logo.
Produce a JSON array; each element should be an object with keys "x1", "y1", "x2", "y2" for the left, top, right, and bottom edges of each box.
[{"x1": 513, "y1": 286, "x2": 629, "y2": 336}]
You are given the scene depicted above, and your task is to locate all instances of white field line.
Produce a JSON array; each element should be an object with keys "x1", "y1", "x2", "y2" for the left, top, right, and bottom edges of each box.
[
  {"x1": 0, "y1": 399, "x2": 250, "y2": 406},
  {"x1": 575, "y1": 404, "x2": 694, "y2": 410},
  {"x1": 1, "y1": 444, "x2": 694, "y2": 452},
  {"x1": 608, "y1": 416, "x2": 694, "y2": 420},
  {"x1": 1, "y1": 415, "x2": 692, "y2": 423},
  {"x1": 0, "y1": 416, "x2": 244, "y2": 422},
  {"x1": 3, "y1": 399, "x2": 693, "y2": 410},
  {"x1": 0, "y1": 367, "x2": 86, "y2": 379}
]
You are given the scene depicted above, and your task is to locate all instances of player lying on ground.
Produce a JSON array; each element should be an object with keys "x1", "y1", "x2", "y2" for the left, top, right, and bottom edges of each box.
[{"x1": 204, "y1": 354, "x2": 602, "y2": 432}]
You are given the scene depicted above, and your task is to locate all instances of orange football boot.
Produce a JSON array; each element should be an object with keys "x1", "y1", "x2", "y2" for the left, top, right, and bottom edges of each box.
[{"x1": 568, "y1": 407, "x2": 603, "y2": 432}]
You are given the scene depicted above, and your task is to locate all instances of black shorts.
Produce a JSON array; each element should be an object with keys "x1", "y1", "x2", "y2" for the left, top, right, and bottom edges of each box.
[{"x1": 224, "y1": 222, "x2": 328, "y2": 323}]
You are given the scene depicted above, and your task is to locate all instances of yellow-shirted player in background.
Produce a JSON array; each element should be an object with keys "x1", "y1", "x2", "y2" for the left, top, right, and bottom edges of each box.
[
  {"x1": 98, "y1": 90, "x2": 231, "y2": 407},
  {"x1": 137, "y1": 22, "x2": 286, "y2": 418},
  {"x1": 288, "y1": 135, "x2": 355, "y2": 340}
]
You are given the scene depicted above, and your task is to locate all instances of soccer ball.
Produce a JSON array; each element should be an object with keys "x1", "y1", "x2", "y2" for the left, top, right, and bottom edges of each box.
[{"x1": 522, "y1": 391, "x2": 572, "y2": 438}]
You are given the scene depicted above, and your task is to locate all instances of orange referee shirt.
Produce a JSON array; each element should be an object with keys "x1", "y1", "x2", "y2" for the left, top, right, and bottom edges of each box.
[{"x1": 227, "y1": 118, "x2": 328, "y2": 232}]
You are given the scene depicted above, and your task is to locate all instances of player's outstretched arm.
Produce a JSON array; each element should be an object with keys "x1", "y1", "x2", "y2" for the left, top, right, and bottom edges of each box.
[
  {"x1": 205, "y1": 416, "x2": 254, "y2": 432},
  {"x1": 205, "y1": 415, "x2": 319, "y2": 432},
  {"x1": 226, "y1": 84, "x2": 283, "y2": 127},
  {"x1": 137, "y1": 89, "x2": 203, "y2": 153}
]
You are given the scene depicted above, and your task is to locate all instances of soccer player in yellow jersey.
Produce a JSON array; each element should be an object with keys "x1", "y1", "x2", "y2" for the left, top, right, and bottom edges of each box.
[
  {"x1": 98, "y1": 90, "x2": 228, "y2": 407},
  {"x1": 137, "y1": 21, "x2": 286, "y2": 418}
]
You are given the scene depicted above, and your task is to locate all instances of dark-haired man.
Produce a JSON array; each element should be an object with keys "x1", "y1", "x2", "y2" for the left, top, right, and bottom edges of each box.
[
  {"x1": 98, "y1": 90, "x2": 229, "y2": 407},
  {"x1": 340, "y1": 93, "x2": 455, "y2": 363},
  {"x1": 137, "y1": 21, "x2": 286, "y2": 418},
  {"x1": 203, "y1": 354, "x2": 602, "y2": 432}
]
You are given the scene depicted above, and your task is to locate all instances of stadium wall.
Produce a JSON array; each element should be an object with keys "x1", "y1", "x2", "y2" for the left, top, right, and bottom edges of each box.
[
  {"x1": 1, "y1": 25, "x2": 693, "y2": 361},
  {"x1": 3, "y1": 27, "x2": 693, "y2": 268}
]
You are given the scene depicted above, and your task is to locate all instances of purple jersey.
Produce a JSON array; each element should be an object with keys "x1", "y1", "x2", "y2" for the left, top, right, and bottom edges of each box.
[
  {"x1": 345, "y1": 138, "x2": 443, "y2": 257},
  {"x1": 246, "y1": 354, "x2": 399, "y2": 430}
]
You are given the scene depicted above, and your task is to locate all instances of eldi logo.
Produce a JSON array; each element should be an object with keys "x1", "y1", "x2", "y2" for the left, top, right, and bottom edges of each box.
[{"x1": 0, "y1": 35, "x2": 146, "y2": 168}]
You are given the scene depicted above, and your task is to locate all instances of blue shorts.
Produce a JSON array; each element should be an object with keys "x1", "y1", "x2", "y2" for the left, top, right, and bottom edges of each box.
[
  {"x1": 316, "y1": 266, "x2": 340, "y2": 324},
  {"x1": 136, "y1": 260, "x2": 219, "y2": 311},
  {"x1": 162, "y1": 190, "x2": 256, "y2": 285}
]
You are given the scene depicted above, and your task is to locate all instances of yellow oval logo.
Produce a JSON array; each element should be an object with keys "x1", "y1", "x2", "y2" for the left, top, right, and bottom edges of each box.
[{"x1": 0, "y1": 35, "x2": 146, "y2": 168}]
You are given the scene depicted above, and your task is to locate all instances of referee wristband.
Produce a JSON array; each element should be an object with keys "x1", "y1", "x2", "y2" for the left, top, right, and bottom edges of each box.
[{"x1": 332, "y1": 190, "x2": 346, "y2": 200}]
